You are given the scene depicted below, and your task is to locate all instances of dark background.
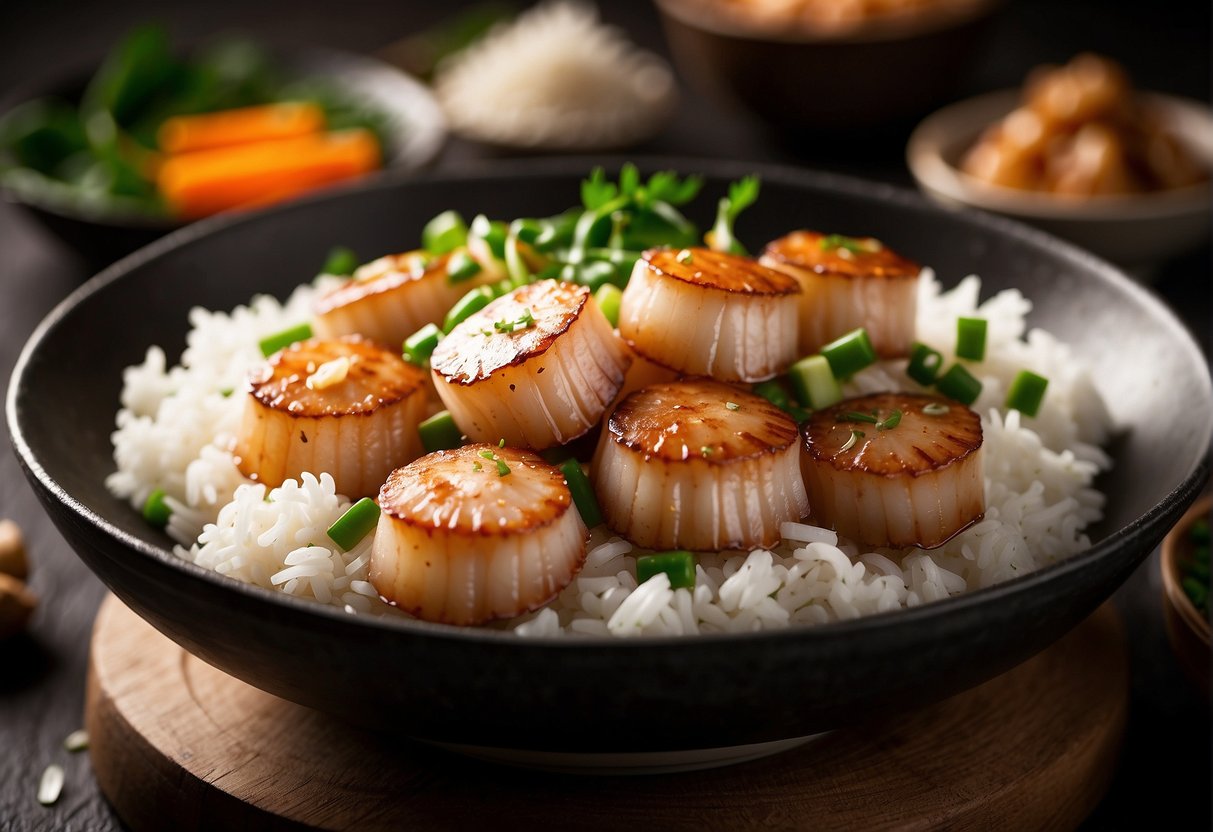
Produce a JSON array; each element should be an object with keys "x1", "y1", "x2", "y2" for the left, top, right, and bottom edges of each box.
[{"x1": 1, "y1": 0, "x2": 1209, "y2": 829}]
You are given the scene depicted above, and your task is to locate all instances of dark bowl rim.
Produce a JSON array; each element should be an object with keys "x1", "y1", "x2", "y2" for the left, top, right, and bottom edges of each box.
[
  {"x1": 8, "y1": 154, "x2": 1212, "y2": 649},
  {"x1": 0, "y1": 42, "x2": 445, "y2": 232}
]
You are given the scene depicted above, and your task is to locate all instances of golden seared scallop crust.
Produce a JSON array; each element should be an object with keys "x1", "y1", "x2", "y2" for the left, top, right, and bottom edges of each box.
[
  {"x1": 312, "y1": 249, "x2": 492, "y2": 348},
  {"x1": 618, "y1": 248, "x2": 801, "y2": 383},
  {"x1": 430, "y1": 279, "x2": 630, "y2": 449},
  {"x1": 235, "y1": 336, "x2": 429, "y2": 497},
  {"x1": 761, "y1": 231, "x2": 921, "y2": 358},
  {"x1": 370, "y1": 444, "x2": 588, "y2": 625},
  {"x1": 594, "y1": 379, "x2": 809, "y2": 551},
  {"x1": 800, "y1": 392, "x2": 984, "y2": 549}
]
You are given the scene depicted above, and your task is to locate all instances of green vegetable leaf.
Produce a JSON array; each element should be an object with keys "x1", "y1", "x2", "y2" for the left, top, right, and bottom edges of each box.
[
  {"x1": 708, "y1": 174, "x2": 761, "y2": 255},
  {"x1": 581, "y1": 166, "x2": 618, "y2": 210}
]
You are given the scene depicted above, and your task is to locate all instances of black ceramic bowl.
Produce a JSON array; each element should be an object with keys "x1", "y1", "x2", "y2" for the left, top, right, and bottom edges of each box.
[
  {"x1": 8, "y1": 158, "x2": 1211, "y2": 760},
  {"x1": 0, "y1": 46, "x2": 446, "y2": 268}
]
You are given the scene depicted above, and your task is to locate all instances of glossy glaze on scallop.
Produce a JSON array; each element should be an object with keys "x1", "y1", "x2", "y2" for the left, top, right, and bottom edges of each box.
[
  {"x1": 594, "y1": 379, "x2": 809, "y2": 551},
  {"x1": 618, "y1": 247, "x2": 800, "y2": 382},
  {"x1": 234, "y1": 336, "x2": 429, "y2": 498},
  {"x1": 431, "y1": 279, "x2": 630, "y2": 449},
  {"x1": 801, "y1": 392, "x2": 984, "y2": 549},
  {"x1": 761, "y1": 231, "x2": 920, "y2": 358},
  {"x1": 369, "y1": 444, "x2": 588, "y2": 625}
]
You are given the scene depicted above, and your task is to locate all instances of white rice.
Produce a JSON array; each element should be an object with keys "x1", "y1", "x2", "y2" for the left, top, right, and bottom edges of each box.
[{"x1": 108, "y1": 271, "x2": 1113, "y2": 635}]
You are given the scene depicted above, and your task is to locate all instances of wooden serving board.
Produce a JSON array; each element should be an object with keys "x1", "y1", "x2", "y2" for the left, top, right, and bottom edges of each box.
[{"x1": 85, "y1": 595, "x2": 1128, "y2": 831}]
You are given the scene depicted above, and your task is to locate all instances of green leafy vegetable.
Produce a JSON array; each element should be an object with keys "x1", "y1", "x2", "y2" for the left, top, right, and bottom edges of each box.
[{"x1": 707, "y1": 175, "x2": 760, "y2": 255}]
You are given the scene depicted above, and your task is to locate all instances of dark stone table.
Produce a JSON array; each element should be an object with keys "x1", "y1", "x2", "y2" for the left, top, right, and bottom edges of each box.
[{"x1": 1, "y1": 0, "x2": 1208, "y2": 828}]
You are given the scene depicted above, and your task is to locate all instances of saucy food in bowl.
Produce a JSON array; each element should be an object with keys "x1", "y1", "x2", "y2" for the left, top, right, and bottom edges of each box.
[{"x1": 9, "y1": 160, "x2": 1209, "y2": 753}]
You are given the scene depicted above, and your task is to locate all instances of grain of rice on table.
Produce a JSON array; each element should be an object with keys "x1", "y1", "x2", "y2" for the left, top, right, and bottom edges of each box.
[{"x1": 107, "y1": 271, "x2": 1111, "y2": 637}]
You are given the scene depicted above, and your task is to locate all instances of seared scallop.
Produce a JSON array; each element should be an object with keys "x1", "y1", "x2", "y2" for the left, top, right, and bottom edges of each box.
[
  {"x1": 761, "y1": 231, "x2": 920, "y2": 358},
  {"x1": 618, "y1": 247, "x2": 800, "y2": 382},
  {"x1": 593, "y1": 379, "x2": 809, "y2": 551},
  {"x1": 312, "y1": 248, "x2": 493, "y2": 349},
  {"x1": 234, "y1": 336, "x2": 429, "y2": 498},
  {"x1": 800, "y1": 393, "x2": 984, "y2": 549},
  {"x1": 369, "y1": 444, "x2": 588, "y2": 625},
  {"x1": 431, "y1": 279, "x2": 630, "y2": 450}
]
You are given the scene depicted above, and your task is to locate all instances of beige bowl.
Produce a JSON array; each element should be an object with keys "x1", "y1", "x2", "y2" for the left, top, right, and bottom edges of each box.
[
  {"x1": 907, "y1": 90, "x2": 1213, "y2": 270},
  {"x1": 1160, "y1": 495, "x2": 1211, "y2": 697}
]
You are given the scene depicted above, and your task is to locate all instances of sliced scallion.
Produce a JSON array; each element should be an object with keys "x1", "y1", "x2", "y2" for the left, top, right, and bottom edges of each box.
[
  {"x1": 446, "y1": 250, "x2": 483, "y2": 284},
  {"x1": 142, "y1": 488, "x2": 171, "y2": 529},
  {"x1": 752, "y1": 379, "x2": 792, "y2": 412},
  {"x1": 443, "y1": 285, "x2": 495, "y2": 333},
  {"x1": 840, "y1": 429, "x2": 864, "y2": 452},
  {"x1": 594, "y1": 284, "x2": 623, "y2": 328},
  {"x1": 922, "y1": 402, "x2": 950, "y2": 416},
  {"x1": 907, "y1": 342, "x2": 944, "y2": 386},
  {"x1": 936, "y1": 363, "x2": 983, "y2": 405},
  {"x1": 820, "y1": 328, "x2": 877, "y2": 379},
  {"x1": 557, "y1": 459, "x2": 600, "y2": 527},
  {"x1": 422, "y1": 210, "x2": 468, "y2": 255},
  {"x1": 326, "y1": 497, "x2": 381, "y2": 551},
  {"x1": 403, "y1": 323, "x2": 443, "y2": 365},
  {"x1": 956, "y1": 317, "x2": 988, "y2": 362},
  {"x1": 321, "y1": 246, "x2": 358, "y2": 277},
  {"x1": 877, "y1": 409, "x2": 902, "y2": 430},
  {"x1": 636, "y1": 550, "x2": 696, "y2": 589},
  {"x1": 788, "y1": 354, "x2": 842, "y2": 410},
  {"x1": 1005, "y1": 370, "x2": 1049, "y2": 417},
  {"x1": 258, "y1": 322, "x2": 312, "y2": 357},
  {"x1": 419, "y1": 410, "x2": 464, "y2": 453},
  {"x1": 469, "y1": 214, "x2": 508, "y2": 260}
]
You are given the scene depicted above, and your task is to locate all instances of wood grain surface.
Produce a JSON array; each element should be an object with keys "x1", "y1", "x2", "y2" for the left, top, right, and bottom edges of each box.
[{"x1": 85, "y1": 595, "x2": 1127, "y2": 832}]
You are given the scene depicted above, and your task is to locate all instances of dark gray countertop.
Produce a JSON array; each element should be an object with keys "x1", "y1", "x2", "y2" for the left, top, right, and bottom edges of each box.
[{"x1": 1, "y1": 0, "x2": 1209, "y2": 829}]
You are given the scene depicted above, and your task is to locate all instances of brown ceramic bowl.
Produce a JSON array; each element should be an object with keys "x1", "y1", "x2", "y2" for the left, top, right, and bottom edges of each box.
[
  {"x1": 655, "y1": 0, "x2": 1001, "y2": 134},
  {"x1": 1160, "y1": 495, "x2": 1211, "y2": 696}
]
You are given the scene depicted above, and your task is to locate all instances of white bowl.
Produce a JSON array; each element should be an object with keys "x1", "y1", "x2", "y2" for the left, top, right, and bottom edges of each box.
[{"x1": 907, "y1": 90, "x2": 1213, "y2": 270}]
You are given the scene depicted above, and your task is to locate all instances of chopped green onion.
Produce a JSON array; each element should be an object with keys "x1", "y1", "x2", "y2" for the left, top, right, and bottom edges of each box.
[
  {"x1": 473, "y1": 461, "x2": 483, "y2": 472},
  {"x1": 142, "y1": 488, "x2": 171, "y2": 529},
  {"x1": 841, "y1": 411, "x2": 879, "y2": 424},
  {"x1": 936, "y1": 363, "x2": 983, "y2": 405},
  {"x1": 788, "y1": 354, "x2": 842, "y2": 410},
  {"x1": 419, "y1": 410, "x2": 463, "y2": 453},
  {"x1": 443, "y1": 285, "x2": 495, "y2": 333},
  {"x1": 403, "y1": 323, "x2": 443, "y2": 365},
  {"x1": 321, "y1": 246, "x2": 358, "y2": 277},
  {"x1": 576, "y1": 260, "x2": 617, "y2": 291},
  {"x1": 840, "y1": 429, "x2": 864, "y2": 452},
  {"x1": 820, "y1": 328, "x2": 877, "y2": 379},
  {"x1": 922, "y1": 402, "x2": 950, "y2": 416},
  {"x1": 594, "y1": 284, "x2": 623, "y2": 328},
  {"x1": 258, "y1": 322, "x2": 312, "y2": 357},
  {"x1": 446, "y1": 250, "x2": 482, "y2": 284},
  {"x1": 1005, "y1": 370, "x2": 1049, "y2": 417},
  {"x1": 726, "y1": 401, "x2": 740, "y2": 411},
  {"x1": 707, "y1": 175, "x2": 760, "y2": 255},
  {"x1": 326, "y1": 497, "x2": 381, "y2": 551},
  {"x1": 753, "y1": 379, "x2": 792, "y2": 412},
  {"x1": 219, "y1": 387, "x2": 234, "y2": 398},
  {"x1": 819, "y1": 234, "x2": 877, "y2": 255},
  {"x1": 469, "y1": 214, "x2": 508, "y2": 260},
  {"x1": 907, "y1": 342, "x2": 944, "y2": 386},
  {"x1": 422, "y1": 210, "x2": 468, "y2": 255},
  {"x1": 636, "y1": 550, "x2": 696, "y2": 589},
  {"x1": 877, "y1": 409, "x2": 902, "y2": 431},
  {"x1": 498, "y1": 438, "x2": 506, "y2": 447},
  {"x1": 677, "y1": 249, "x2": 694, "y2": 264},
  {"x1": 560, "y1": 459, "x2": 602, "y2": 527},
  {"x1": 495, "y1": 459, "x2": 511, "y2": 476},
  {"x1": 956, "y1": 317, "x2": 988, "y2": 362},
  {"x1": 505, "y1": 223, "x2": 532, "y2": 284}
]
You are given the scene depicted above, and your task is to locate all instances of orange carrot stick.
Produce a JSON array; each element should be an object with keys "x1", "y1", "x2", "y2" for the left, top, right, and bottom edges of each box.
[
  {"x1": 157, "y1": 102, "x2": 326, "y2": 155},
  {"x1": 157, "y1": 129, "x2": 381, "y2": 218}
]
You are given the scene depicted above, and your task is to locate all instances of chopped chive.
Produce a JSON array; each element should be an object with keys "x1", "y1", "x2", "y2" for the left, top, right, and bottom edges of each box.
[
  {"x1": 326, "y1": 498, "x2": 381, "y2": 551},
  {"x1": 636, "y1": 550, "x2": 696, "y2": 589},
  {"x1": 219, "y1": 387, "x2": 234, "y2": 398},
  {"x1": 821, "y1": 328, "x2": 877, "y2": 379},
  {"x1": 422, "y1": 210, "x2": 468, "y2": 255},
  {"x1": 726, "y1": 401, "x2": 740, "y2": 411},
  {"x1": 37, "y1": 764, "x2": 64, "y2": 806},
  {"x1": 753, "y1": 379, "x2": 792, "y2": 412},
  {"x1": 560, "y1": 459, "x2": 602, "y2": 527},
  {"x1": 936, "y1": 363, "x2": 983, "y2": 405},
  {"x1": 498, "y1": 438, "x2": 506, "y2": 448},
  {"x1": 877, "y1": 409, "x2": 902, "y2": 430},
  {"x1": 443, "y1": 285, "x2": 495, "y2": 333},
  {"x1": 907, "y1": 342, "x2": 944, "y2": 386},
  {"x1": 840, "y1": 429, "x2": 864, "y2": 452},
  {"x1": 63, "y1": 729, "x2": 88, "y2": 752},
  {"x1": 788, "y1": 354, "x2": 842, "y2": 410},
  {"x1": 495, "y1": 459, "x2": 511, "y2": 476},
  {"x1": 956, "y1": 317, "x2": 988, "y2": 362},
  {"x1": 446, "y1": 250, "x2": 483, "y2": 284},
  {"x1": 594, "y1": 284, "x2": 623, "y2": 328},
  {"x1": 677, "y1": 249, "x2": 694, "y2": 264},
  {"x1": 478, "y1": 449, "x2": 495, "y2": 459},
  {"x1": 820, "y1": 234, "x2": 878, "y2": 254},
  {"x1": 1005, "y1": 370, "x2": 1049, "y2": 417},
  {"x1": 473, "y1": 461, "x2": 483, "y2": 472},
  {"x1": 419, "y1": 411, "x2": 464, "y2": 453},
  {"x1": 142, "y1": 488, "x2": 171, "y2": 529},
  {"x1": 923, "y1": 402, "x2": 950, "y2": 416},
  {"x1": 469, "y1": 214, "x2": 508, "y2": 259},
  {"x1": 258, "y1": 322, "x2": 313, "y2": 357},
  {"x1": 321, "y1": 246, "x2": 358, "y2": 277},
  {"x1": 403, "y1": 323, "x2": 443, "y2": 365},
  {"x1": 841, "y1": 411, "x2": 879, "y2": 424}
]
